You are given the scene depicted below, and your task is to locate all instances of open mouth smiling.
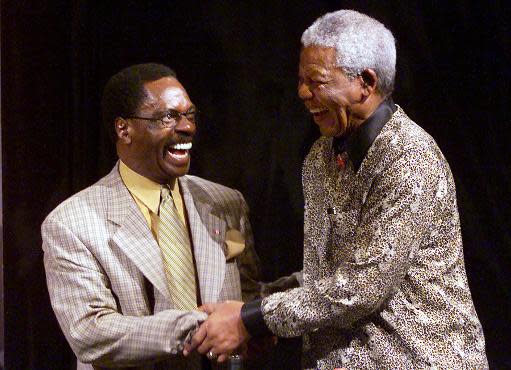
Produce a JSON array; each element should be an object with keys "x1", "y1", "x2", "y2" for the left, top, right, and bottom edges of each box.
[
  {"x1": 309, "y1": 107, "x2": 330, "y2": 119},
  {"x1": 165, "y1": 142, "x2": 192, "y2": 160}
]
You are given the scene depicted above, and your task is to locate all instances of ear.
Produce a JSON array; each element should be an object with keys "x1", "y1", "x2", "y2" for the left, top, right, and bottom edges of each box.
[
  {"x1": 115, "y1": 117, "x2": 131, "y2": 144},
  {"x1": 359, "y1": 69, "x2": 378, "y2": 97}
]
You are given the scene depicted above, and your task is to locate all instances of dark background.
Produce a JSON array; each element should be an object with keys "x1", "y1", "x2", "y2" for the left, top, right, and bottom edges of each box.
[{"x1": 2, "y1": 1, "x2": 510, "y2": 369}]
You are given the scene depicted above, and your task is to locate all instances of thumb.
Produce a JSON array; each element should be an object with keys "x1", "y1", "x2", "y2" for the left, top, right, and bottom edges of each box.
[{"x1": 198, "y1": 303, "x2": 218, "y2": 314}]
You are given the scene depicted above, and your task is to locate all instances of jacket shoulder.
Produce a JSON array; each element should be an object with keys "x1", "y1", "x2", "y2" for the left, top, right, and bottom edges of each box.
[
  {"x1": 181, "y1": 175, "x2": 246, "y2": 209},
  {"x1": 371, "y1": 107, "x2": 447, "y2": 166},
  {"x1": 43, "y1": 168, "x2": 121, "y2": 226}
]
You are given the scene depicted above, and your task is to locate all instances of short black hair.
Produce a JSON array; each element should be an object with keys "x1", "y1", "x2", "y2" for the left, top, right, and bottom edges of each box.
[{"x1": 101, "y1": 63, "x2": 177, "y2": 142}]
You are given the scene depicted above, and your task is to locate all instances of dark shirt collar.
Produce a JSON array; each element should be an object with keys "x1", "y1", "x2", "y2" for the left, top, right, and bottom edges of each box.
[{"x1": 333, "y1": 98, "x2": 396, "y2": 171}]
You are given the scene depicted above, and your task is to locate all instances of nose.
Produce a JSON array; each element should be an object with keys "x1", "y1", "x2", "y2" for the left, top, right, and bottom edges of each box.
[
  {"x1": 298, "y1": 82, "x2": 313, "y2": 100},
  {"x1": 174, "y1": 115, "x2": 196, "y2": 137}
]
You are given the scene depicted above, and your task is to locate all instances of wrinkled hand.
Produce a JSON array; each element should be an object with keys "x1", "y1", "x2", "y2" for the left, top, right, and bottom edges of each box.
[{"x1": 183, "y1": 300, "x2": 250, "y2": 363}]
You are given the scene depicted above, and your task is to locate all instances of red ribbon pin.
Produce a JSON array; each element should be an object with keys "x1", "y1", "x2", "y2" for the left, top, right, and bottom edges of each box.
[{"x1": 336, "y1": 154, "x2": 346, "y2": 169}]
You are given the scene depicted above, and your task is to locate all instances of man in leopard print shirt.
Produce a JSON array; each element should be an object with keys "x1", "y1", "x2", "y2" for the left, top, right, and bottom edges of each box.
[{"x1": 185, "y1": 9, "x2": 488, "y2": 369}]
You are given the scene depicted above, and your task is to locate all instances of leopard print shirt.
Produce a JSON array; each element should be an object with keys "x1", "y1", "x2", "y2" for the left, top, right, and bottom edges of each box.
[{"x1": 261, "y1": 107, "x2": 488, "y2": 369}]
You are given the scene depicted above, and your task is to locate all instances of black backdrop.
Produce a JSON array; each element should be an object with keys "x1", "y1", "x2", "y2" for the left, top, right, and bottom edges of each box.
[{"x1": 2, "y1": 1, "x2": 510, "y2": 369}]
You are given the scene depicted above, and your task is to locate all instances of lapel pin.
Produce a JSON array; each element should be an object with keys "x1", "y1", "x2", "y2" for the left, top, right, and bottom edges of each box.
[
  {"x1": 213, "y1": 229, "x2": 220, "y2": 235},
  {"x1": 336, "y1": 154, "x2": 346, "y2": 169}
]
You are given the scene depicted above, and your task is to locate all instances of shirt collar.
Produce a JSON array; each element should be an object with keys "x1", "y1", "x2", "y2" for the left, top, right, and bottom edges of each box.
[
  {"x1": 333, "y1": 98, "x2": 396, "y2": 171},
  {"x1": 119, "y1": 160, "x2": 178, "y2": 214}
]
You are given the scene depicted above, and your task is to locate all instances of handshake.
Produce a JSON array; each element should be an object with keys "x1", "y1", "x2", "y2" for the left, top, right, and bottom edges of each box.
[
  {"x1": 183, "y1": 300, "x2": 252, "y2": 362},
  {"x1": 183, "y1": 273, "x2": 303, "y2": 362}
]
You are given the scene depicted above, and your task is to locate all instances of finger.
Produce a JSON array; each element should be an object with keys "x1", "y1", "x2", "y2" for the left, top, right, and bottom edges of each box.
[
  {"x1": 198, "y1": 303, "x2": 217, "y2": 314},
  {"x1": 183, "y1": 340, "x2": 198, "y2": 356},
  {"x1": 217, "y1": 353, "x2": 230, "y2": 363},
  {"x1": 182, "y1": 344, "x2": 191, "y2": 357},
  {"x1": 216, "y1": 355, "x2": 229, "y2": 363},
  {"x1": 188, "y1": 322, "x2": 208, "y2": 352},
  {"x1": 197, "y1": 336, "x2": 213, "y2": 354}
]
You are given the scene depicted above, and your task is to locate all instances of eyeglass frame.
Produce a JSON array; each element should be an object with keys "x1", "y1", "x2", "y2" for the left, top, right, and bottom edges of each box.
[{"x1": 124, "y1": 107, "x2": 199, "y2": 129}]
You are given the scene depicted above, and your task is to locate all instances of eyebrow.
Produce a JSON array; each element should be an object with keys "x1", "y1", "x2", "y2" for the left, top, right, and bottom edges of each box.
[
  {"x1": 308, "y1": 65, "x2": 330, "y2": 76},
  {"x1": 299, "y1": 64, "x2": 329, "y2": 76},
  {"x1": 155, "y1": 105, "x2": 197, "y2": 117}
]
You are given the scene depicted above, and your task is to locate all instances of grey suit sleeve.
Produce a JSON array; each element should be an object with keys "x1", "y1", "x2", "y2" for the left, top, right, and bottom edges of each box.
[
  {"x1": 260, "y1": 148, "x2": 440, "y2": 337},
  {"x1": 259, "y1": 271, "x2": 303, "y2": 297},
  {"x1": 42, "y1": 217, "x2": 207, "y2": 367},
  {"x1": 234, "y1": 190, "x2": 263, "y2": 303}
]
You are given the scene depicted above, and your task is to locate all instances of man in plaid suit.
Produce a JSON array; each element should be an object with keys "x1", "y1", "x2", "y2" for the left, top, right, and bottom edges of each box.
[{"x1": 41, "y1": 63, "x2": 260, "y2": 369}]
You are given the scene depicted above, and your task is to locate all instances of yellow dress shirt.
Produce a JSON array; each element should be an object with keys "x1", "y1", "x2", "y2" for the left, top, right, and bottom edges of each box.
[{"x1": 119, "y1": 161, "x2": 189, "y2": 241}]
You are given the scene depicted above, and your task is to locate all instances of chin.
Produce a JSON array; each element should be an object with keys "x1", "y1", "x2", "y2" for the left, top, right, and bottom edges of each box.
[
  {"x1": 320, "y1": 127, "x2": 342, "y2": 138},
  {"x1": 171, "y1": 166, "x2": 190, "y2": 179},
  {"x1": 159, "y1": 160, "x2": 191, "y2": 179}
]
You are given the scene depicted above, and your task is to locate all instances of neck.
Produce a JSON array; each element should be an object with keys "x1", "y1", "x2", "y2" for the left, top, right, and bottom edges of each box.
[
  {"x1": 361, "y1": 92, "x2": 385, "y2": 120},
  {"x1": 350, "y1": 94, "x2": 385, "y2": 131},
  {"x1": 117, "y1": 149, "x2": 177, "y2": 187}
]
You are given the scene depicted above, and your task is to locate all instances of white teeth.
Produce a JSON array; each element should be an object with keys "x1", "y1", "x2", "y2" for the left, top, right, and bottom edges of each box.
[
  {"x1": 170, "y1": 142, "x2": 192, "y2": 150},
  {"x1": 310, "y1": 108, "x2": 328, "y2": 114}
]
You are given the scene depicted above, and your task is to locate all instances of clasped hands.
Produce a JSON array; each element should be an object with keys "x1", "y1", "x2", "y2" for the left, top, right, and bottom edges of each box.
[{"x1": 183, "y1": 300, "x2": 249, "y2": 363}]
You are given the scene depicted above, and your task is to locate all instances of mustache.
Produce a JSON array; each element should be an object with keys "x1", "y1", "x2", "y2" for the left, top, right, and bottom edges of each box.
[{"x1": 164, "y1": 136, "x2": 192, "y2": 149}]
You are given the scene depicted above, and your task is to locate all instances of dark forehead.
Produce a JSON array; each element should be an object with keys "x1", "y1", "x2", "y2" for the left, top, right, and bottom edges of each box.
[
  {"x1": 139, "y1": 76, "x2": 192, "y2": 111},
  {"x1": 142, "y1": 76, "x2": 185, "y2": 93}
]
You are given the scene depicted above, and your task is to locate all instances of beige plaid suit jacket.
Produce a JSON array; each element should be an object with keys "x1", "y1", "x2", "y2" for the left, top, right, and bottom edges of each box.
[{"x1": 42, "y1": 163, "x2": 260, "y2": 369}]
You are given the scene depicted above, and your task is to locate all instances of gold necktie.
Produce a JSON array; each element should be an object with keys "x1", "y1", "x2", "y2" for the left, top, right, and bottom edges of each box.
[{"x1": 158, "y1": 185, "x2": 197, "y2": 310}]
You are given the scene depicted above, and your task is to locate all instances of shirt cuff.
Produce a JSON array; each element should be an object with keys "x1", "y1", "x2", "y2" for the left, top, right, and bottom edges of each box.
[{"x1": 240, "y1": 298, "x2": 272, "y2": 337}]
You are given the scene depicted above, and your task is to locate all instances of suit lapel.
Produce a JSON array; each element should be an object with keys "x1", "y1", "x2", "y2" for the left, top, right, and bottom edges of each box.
[
  {"x1": 180, "y1": 177, "x2": 226, "y2": 304},
  {"x1": 106, "y1": 165, "x2": 172, "y2": 302}
]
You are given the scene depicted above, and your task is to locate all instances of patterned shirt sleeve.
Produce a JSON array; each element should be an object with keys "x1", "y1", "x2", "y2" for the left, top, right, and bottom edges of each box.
[{"x1": 261, "y1": 144, "x2": 443, "y2": 337}]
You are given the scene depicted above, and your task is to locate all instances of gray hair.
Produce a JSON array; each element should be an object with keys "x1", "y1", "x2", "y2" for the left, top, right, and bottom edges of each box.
[{"x1": 301, "y1": 10, "x2": 396, "y2": 96}]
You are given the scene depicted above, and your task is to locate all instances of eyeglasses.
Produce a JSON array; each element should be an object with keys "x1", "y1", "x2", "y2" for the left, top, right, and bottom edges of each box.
[{"x1": 125, "y1": 108, "x2": 199, "y2": 129}]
